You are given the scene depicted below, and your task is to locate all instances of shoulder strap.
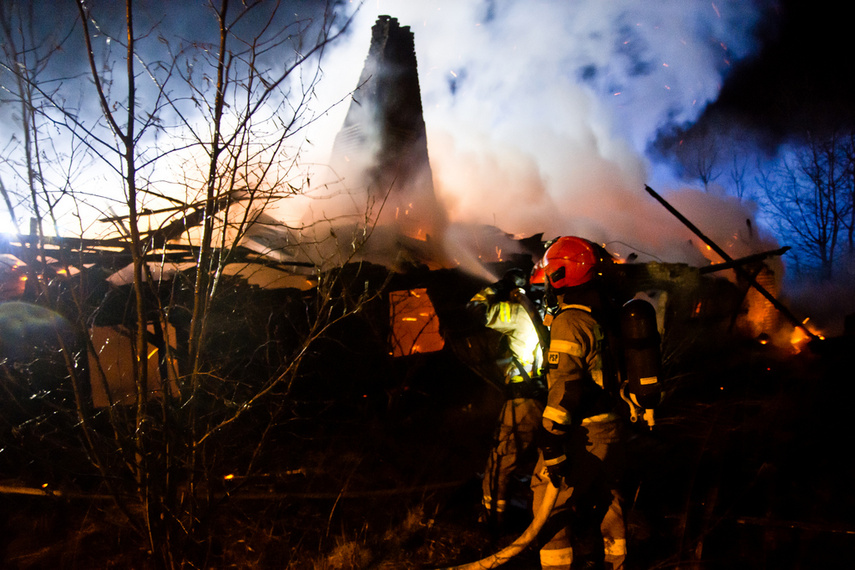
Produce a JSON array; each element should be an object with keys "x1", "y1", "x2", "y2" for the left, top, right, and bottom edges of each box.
[{"x1": 511, "y1": 355, "x2": 532, "y2": 381}]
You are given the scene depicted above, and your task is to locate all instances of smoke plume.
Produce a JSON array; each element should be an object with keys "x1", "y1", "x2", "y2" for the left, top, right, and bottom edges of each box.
[{"x1": 297, "y1": 0, "x2": 775, "y2": 271}]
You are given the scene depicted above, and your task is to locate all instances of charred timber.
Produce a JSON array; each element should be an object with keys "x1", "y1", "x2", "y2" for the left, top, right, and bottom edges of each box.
[
  {"x1": 0, "y1": 233, "x2": 315, "y2": 270},
  {"x1": 644, "y1": 184, "x2": 819, "y2": 342},
  {"x1": 698, "y1": 246, "x2": 791, "y2": 275}
]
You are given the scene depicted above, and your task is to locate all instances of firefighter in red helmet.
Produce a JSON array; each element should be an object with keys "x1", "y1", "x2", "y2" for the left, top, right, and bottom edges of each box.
[
  {"x1": 532, "y1": 236, "x2": 627, "y2": 570},
  {"x1": 468, "y1": 268, "x2": 548, "y2": 530}
]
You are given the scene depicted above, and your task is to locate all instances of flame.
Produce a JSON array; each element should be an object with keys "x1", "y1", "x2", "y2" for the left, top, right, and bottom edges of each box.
[
  {"x1": 389, "y1": 288, "x2": 445, "y2": 357},
  {"x1": 789, "y1": 318, "x2": 825, "y2": 353},
  {"x1": 401, "y1": 226, "x2": 427, "y2": 241},
  {"x1": 789, "y1": 327, "x2": 810, "y2": 352}
]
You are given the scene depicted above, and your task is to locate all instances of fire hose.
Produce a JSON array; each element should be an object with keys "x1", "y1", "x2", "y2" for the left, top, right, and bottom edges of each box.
[{"x1": 440, "y1": 481, "x2": 560, "y2": 570}]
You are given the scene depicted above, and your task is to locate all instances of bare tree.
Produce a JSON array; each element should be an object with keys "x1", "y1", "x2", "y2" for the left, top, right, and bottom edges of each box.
[
  {"x1": 0, "y1": 1, "x2": 383, "y2": 567},
  {"x1": 757, "y1": 130, "x2": 850, "y2": 280},
  {"x1": 695, "y1": 141, "x2": 721, "y2": 192},
  {"x1": 841, "y1": 132, "x2": 855, "y2": 257},
  {"x1": 675, "y1": 127, "x2": 721, "y2": 192},
  {"x1": 729, "y1": 153, "x2": 748, "y2": 200},
  {"x1": 0, "y1": 0, "x2": 81, "y2": 294}
]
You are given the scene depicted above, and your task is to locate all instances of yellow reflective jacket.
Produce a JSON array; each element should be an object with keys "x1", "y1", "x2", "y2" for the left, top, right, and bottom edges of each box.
[{"x1": 471, "y1": 287, "x2": 544, "y2": 383}]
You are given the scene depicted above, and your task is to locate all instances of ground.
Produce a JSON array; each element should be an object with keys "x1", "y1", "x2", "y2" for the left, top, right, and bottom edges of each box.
[{"x1": 2, "y1": 334, "x2": 854, "y2": 569}]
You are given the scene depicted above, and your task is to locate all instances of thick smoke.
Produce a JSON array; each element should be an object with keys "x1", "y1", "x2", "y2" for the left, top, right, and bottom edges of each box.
[
  {"x1": 0, "y1": 0, "x2": 774, "y2": 267},
  {"x1": 300, "y1": 0, "x2": 774, "y2": 270}
]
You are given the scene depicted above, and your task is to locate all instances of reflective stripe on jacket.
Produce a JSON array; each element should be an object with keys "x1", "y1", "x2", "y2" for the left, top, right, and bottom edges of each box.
[
  {"x1": 480, "y1": 294, "x2": 544, "y2": 383},
  {"x1": 543, "y1": 303, "x2": 606, "y2": 429}
]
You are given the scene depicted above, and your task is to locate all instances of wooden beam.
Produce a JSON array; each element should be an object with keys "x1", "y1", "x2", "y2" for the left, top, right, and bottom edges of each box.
[
  {"x1": 644, "y1": 185, "x2": 819, "y2": 342},
  {"x1": 698, "y1": 247, "x2": 791, "y2": 274}
]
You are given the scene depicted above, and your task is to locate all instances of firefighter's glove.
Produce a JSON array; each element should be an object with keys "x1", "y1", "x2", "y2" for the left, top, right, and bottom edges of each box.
[{"x1": 508, "y1": 287, "x2": 526, "y2": 304}]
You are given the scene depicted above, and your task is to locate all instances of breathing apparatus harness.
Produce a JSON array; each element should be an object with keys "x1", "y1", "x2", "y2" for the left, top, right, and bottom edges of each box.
[
  {"x1": 617, "y1": 297, "x2": 663, "y2": 427},
  {"x1": 542, "y1": 287, "x2": 663, "y2": 429}
]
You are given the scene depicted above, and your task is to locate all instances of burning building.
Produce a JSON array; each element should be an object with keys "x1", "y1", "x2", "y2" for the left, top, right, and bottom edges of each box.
[
  {"x1": 0, "y1": 13, "x2": 811, "y2": 411},
  {"x1": 319, "y1": 15, "x2": 799, "y2": 362}
]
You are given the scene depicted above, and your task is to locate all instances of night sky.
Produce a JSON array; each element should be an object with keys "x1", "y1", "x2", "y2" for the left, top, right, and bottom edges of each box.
[
  {"x1": 671, "y1": 0, "x2": 855, "y2": 149},
  {"x1": 5, "y1": 1, "x2": 852, "y2": 183}
]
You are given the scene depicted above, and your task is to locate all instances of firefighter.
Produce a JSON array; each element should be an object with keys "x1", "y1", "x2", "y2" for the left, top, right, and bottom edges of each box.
[
  {"x1": 532, "y1": 236, "x2": 627, "y2": 570},
  {"x1": 468, "y1": 268, "x2": 548, "y2": 529}
]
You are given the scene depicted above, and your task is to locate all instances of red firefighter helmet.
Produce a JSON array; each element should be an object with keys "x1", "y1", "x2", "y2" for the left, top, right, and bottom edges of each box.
[{"x1": 542, "y1": 236, "x2": 598, "y2": 289}]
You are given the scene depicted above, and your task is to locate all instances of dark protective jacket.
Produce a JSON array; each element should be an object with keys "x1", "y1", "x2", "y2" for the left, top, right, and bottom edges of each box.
[
  {"x1": 533, "y1": 300, "x2": 627, "y2": 569},
  {"x1": 542, "y1": 303, "x2": 613, "y2": 430}
]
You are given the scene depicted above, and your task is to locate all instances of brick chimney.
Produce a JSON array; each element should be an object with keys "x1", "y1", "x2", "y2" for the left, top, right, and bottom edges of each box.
[{"x1": 329, "y1": 15, "x2": 444, "y2": 241}]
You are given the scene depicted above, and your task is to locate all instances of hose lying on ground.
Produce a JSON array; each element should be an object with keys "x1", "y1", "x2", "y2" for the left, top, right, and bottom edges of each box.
[{"x1": 441, "y1": 481, "x2": 560, "y2": 570}]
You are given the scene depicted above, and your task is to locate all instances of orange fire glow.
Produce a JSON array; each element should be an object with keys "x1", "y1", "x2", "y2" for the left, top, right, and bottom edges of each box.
[
  {"x1": 789, "y1": 318, "x2": 825, "y2": 353},
  {"x1": 388, "y1": 288, "x2": 445, "y2": 357}
]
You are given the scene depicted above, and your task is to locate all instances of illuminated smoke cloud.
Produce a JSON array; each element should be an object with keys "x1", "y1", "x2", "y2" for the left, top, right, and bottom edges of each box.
[{"x1": 302, "y1": 0, "x2": 773, "y2": 268}]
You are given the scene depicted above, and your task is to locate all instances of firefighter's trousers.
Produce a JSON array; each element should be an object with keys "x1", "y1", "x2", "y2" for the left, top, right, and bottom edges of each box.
[
  {"x1": 482, "y1": 396, "x2": 544, "y2": 516},
  {"x1": 531, "y1": 415, "x2": 626, "y2": 570}
]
